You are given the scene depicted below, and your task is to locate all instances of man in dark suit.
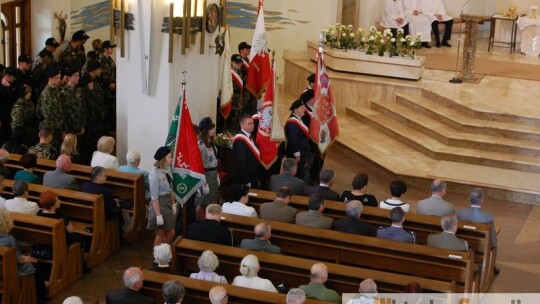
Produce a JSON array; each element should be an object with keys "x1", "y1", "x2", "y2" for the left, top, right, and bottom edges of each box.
[
  {"x1": 105, "y1": 267, "x2": 154, "y2": 304},
  {"x1": 268, "y1": 158, "x2": 305, "y2": 195},
  {"x1": 260, "y1": 186, "x2": 297, "y2": 223},
  {"x1": 232, "y1": 114, "x2": 260, "y2": 188},
  {"x1": 417, "y1": 179, "x2": 455, "y2": 216},
  {"x1": 427, "y1": 215, "x2": 469, "y2": 251},
  {"x1": 240, "y1": 222, "x2": 281, "y2": 254},
  {"x1": 295, "y1": 193, "x2": 333, "y2": 229},
  {"x1": 332, "y1": 200, "x2": 374, "y2": 236},
  {"x1": 304, "y1": 169, "x2": 340, "y2": 201},
  {"x1": 285, "y1": 99, "x2": 312, "y2": 182},
  {"x1": 377, "y1": 207, "x2": 415, "y2": 244},
  {"x1": 43, "y1": 154, "x2": 79, "y2": 190},
  {"x1": 187, "y1": 204, "x2": 233, "y2": 246}
]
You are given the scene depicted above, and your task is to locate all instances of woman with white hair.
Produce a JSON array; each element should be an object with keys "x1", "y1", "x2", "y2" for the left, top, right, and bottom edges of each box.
[
  {"x1": 90, "y1": 136, "x2": 119, "y2": 169},
  {"x1": 232, "y1": 254, "x2": 277, "y2": 292},
  {"x1": 152, "y1": 243, "x2": 174, "y2": 274},
  {"x1": 190, "y1": 250, "x2": 227, "y2": 283},
  {"x1": 118, "y1": 149, "x2": 150, "y2": 200}
]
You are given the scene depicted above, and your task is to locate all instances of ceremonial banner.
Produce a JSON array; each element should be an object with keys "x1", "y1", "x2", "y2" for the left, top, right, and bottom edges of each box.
[
  {"x1": 165, "y1": 86, "x2": 205, "y2": 204},
  {"x1": 256, "y1": 63, "x2": 281, "y2": 169},
  {"x1": 310, "y1": 46, "x2": 339, "y2": 154},
  {"x1": 246, "y1": 0, "x2": 272, "y2": 99},
  {"x1": 219, "y1": 27, "x2": 233, "y2": 118}
]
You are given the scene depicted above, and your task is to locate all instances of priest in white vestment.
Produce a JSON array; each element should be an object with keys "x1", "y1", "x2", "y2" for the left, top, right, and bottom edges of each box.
[
  {"x1": 420, "y1": 0, "x2": 453, "y2": 47},
  {"x1": 403, "y1": 0, "x2": 433, "y2": 47},
  {"x1": 380, "y1": 0, "x2": 410, "y2": 38}
]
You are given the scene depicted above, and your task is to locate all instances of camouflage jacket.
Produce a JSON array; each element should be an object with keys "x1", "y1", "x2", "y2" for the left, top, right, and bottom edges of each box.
[
  {"x1": 81, "y1": 81, "x2": 105, "y2": 134},
  {"x1": 37, "y1": 85, "x2": 63, "y2": 129},
  {"x1": 28, "y1": 143, "x2": 58, "y2": 160},
  {"x1": 60, "y1": 84, "x2": 86, "y2": 134},
  {"x1": 11, "y1": 98, "x2": 36, "y2": 131},
  {"x1": 60, "y1": 43, "x2": 81, "y2": 70},
  {"x1": 98, "y1": 53, "x2": 116, "y2": 88}
]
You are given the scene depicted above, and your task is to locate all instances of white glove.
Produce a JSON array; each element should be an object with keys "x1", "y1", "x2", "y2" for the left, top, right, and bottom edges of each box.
[
  {"x1": 217, "y1": 175, "x2": 221, "y2": 187},
  {"x1": 202, "y1": 184, "x2": 210, "y2": 195},
  {"x1": 172, "y1": 203, "x2": 178, "y2": 215},
  {"x1": 156, "y1": 215, "x2": 164, "y2": 226}
]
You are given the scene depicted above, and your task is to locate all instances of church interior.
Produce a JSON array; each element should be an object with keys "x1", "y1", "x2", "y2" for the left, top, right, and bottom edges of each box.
[{"x1": 1, "y1": 0, "x2": 540, "y2": 303}]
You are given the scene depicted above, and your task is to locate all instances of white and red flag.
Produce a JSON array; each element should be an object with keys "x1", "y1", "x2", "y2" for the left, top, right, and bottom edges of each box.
[
  {"x1": 246, "y1": 0, "x2": 272, "y2": 100},
  {"x1": 219, "y1": 27, "x2": 233, "y2": 118},
  {"x1": 310, "y1": 46, "x2": 339, "y2": 154}
]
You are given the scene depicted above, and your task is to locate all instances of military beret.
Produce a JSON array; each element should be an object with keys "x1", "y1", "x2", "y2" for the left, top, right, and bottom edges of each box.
[
  {"x1": 154, "y1": 146, "x2": 171, "y2": 161},
  {"x1": 86, "y1": 60, "x2": 101, "y2": 72},
  {"x1": 289, "y1": 98, "x2": 304, "y2": 111},
  {"x1": 199, "y1": 117, "x2": 215, "y2": 131},
  {"x1": 238, "y1": 41, "x2": 251, "y2": 50},
  {"x1": 45, "y1": 37, "x2": 61, "y2": 47},
  {"x1": 79, "y1": 74, "x2": 94, "y2": 87},
  {"x1": 64, "y1": 66, "x2": 80, "y2": 77},
  {"x1": 18, "y1": 54, "x2": 33, "y2": 64},
  {"x1": 231, "y1": 54, "x2": 243, "y2": 64},
  {"x1": 45, "y1": 67, "x2": 61, "y2": 78},
  {"x1": 102, "y1": 40, "x2": 117, "y2": 49},
  {"x1": 307, "y1": 73, "x2": 315, "y2": 83},
  {"x1": 4, "y1": 66, "x2": 16, "y2": 76}
]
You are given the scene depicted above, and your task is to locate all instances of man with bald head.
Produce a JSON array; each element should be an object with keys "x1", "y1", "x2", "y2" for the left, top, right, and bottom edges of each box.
[
  {"x1": 43, "y1": 154, "x2": 79, "y2": 190},
  {"x1": 299, "y1": 263, "x2": 341, "y2": 303},
  {"x1": 105, "y1": 267, "x2": 154, "y2": 304},
  {"x1": 209, "y1": 286, "x2": 228, "y2": 304},
  {"x1": 287, "y1": 288, "x2": 306, "y2": 304},
  {"x1": 240, "y1": 222, "x2": 281, "y2": 254},
  {"x1": 187, "y1": 203, "x2": 233, "y2": 246},
  {"x1": 417, "y1": 179, "x2": 455, "y2": 216},
  {"x1": 0, "y1": 149, "x2": 10, "y2": 178},
  {"x1": 346, "y1": 278, "x2": 378, "y2": 304}
]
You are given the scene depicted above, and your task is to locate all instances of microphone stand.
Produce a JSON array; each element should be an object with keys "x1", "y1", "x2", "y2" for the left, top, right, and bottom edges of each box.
[{"x1": 449, "y1": 0, "x2": 471, "y2": 83}]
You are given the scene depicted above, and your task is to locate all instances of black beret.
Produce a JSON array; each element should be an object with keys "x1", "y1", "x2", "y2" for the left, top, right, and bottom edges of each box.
[
  {"x1": 45, "y1": 67, "x2": 61, "y2": 78},
  {"x1": 289, "y1": 99, "x2": 304, "y2": 111},
  {"x1": 238, "y1": 41, "x2": 251, "y2": 50},
  {"x1": 199, "y1": 117, "x2": 215, "y2": 131},
  {"x1": 4, "y1": 66, "x2": 16, "y2": 76},
  {"x1": 86, "y1": 60, "x2": 101, "y2": 72},
  {"x1": 307, "y1": 73, "x2": 315, "y2": 83},
  {"x1": 231, "y1": 54, "x2": 243, "y2": 63},
  {"x1": 64, "y1": 66, "x2": 80, "y2": 77},
  {"x1": 79, "y1": 74, "x2": 94, "y2": 87},
  {"x1": 154, "y1": 146, "x2": 171, "y2": 160}
]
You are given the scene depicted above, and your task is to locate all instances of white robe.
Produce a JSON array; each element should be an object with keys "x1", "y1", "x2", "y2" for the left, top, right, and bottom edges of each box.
[
  {"x1": 419, "y1": 0, "x2": 452, "y2": 22},
  {"x1": 380, "y1": 0, "x2": 409, "y2": 29},
  {"x1": 403, "y1": 0, "x2": 432, "y2": 42}
]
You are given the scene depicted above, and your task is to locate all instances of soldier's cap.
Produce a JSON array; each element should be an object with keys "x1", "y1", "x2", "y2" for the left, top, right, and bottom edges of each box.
[
  {"x1": 86, "y1": 60, "x2": 101, "y2": 72},
  {"x1": 45, "y1": 66, "x2": 61, "y2": 78},
  {"x1": 79, "y1": 74, "x2": 94, "y2": 87},
  {"x1": 18, "y1": 54, "x2": 33, "y2": 64},
  {"x1": 300, "y1": 89, "x2": 314, "y2": 103},
  {"x1": 38, "y1": 49, "x2": 53, "y2": 58},
  {"x1": 45, "y1": 37, "x2": 61, "y2": 47},
  {"x1": 86, "y1": 51, "x2": 98, "y2": 60},
  {"x1": 63, "y1": 66, "x2": 80, "y2": 77},
  {"x1": 199, "y1": 117, "x2": 215, "y2": 131},
  {"x1": 154, "y1": 146, "x2": 171, "y2": 161},
  {"x1": 4, "y1": 66, "x2": 16, "y2": 76},
  {"x1": 72, "y1": 30, "x2": 90, "y2": 41},
  {"x1": 307, "y1": 73, "x2": 315, "y2": 83},
  {"x1": 289, "y1": 98, "x2": 304, "y2": 111},
  {"x1": 238, "y1": 41, "x2": 251, "y2": 51},
  {"x1": 102, "y1": 40, "x2": 117, "y2": 49},
  {"x1": 231, "y1": 54, "x2": 243, "y2": 64}
]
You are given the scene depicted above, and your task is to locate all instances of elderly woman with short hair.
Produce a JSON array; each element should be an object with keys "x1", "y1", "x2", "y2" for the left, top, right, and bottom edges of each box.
[
  {"x1": 190, "y1": 250, "x2": 228, "y2": 284},
  {"x1": 90, "y1": 136, "x2": 119, "y2": 169},
  {"x1": 152, "y1": 243, "x2": 174, "y2": 274},
  {"x1": 118, "y1": 150, "x2": 150, "y2": 200},
  {"x1": 232, "y1": 254, "x2": 277, "y2": 292}
]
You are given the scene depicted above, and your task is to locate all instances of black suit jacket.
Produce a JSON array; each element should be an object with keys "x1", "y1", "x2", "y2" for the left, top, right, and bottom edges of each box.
[
  {"x1": 81, "y1": 181, "x2": 119, "y2": 221},
  {"x1": 187, "y1": 219, "x2": 233, "y2": 246},
  {"x1": 332, "y1": 217, "x2": 374, "y2": 236},
  {"x1": 232, "y1": 133, "x2": 260, "y2": 188},
  {"x1": 268, "y1": 173, "x2": 305, "y2": 195},
  {"x1": 305, "y1": 185, "x2": 340, "y2": 201},
  {"x1": 285, "y1": 115, "x2": 311, "y2": 161},
  {"x1": 105, "y1": 287, "x2": 154, "y2": 304}
]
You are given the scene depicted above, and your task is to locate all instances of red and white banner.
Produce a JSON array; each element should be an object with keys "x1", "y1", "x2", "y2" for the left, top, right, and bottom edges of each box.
[
  {"x1": 219, "y1": 27, "x2": 233, "y2": 118},
  {"x1": 256, "y1": 64, "x2": 280, "y2": 169},
  {"x1": 310, "y1": 47, "x2": 339, "y2": 154},
  {"x1": 246, "y1": 0, "x2": 271, "y2": 100}
]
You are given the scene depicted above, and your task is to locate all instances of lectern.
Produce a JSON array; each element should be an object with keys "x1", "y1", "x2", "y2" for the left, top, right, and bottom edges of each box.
[{"x1": 460, "y1": 14, "x2": 485, "y2": 82}]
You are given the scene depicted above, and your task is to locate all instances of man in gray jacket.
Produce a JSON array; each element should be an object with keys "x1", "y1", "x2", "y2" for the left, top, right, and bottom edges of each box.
[
  {"x1": 417, "y1": 179, "x2": 455, "y2": 216},
  {"x1": 43, "y1": 154, "x2": 79, "y2": 190},
  {"x1": 427, "y1": 215, "x2": 469, "y2": 251},
  {"x1": 240, "y1": 222, "x2": 281, "y2": 254}
]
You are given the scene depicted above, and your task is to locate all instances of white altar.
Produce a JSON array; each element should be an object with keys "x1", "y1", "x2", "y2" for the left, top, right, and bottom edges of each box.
[{"x1": 517, "y1": 16, "x2": 540, "y2": 56}]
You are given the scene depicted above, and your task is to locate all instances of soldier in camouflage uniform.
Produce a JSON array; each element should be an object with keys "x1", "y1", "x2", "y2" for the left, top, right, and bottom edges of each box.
[
  {"x1": 28, "y1": 127, "x2": 58, "y2": 160},
  {"x1": 10, "y1": 85, "x2": 37, "y2": 147},
  {"x1": 31, "y1": 50, "x2": 57, "y2": 105},
  {"x1": 36, "y1": 67, "x2": 64, "y2": 148},
  {"x1": 79, "y1": 63, "x2": 105, "y2": 164},
  {"x1": 60, "y1": 67, "x2": 85, "y2": 136},
  {"x1": 74, "y1": 30, "x2": 90, "y2": 68},
  {"x1": 59, "y1": 31, "x2": 87, "y2": 71},
  {"x1": 98, "y1": 41, "x2": 117, "y2": 135}
]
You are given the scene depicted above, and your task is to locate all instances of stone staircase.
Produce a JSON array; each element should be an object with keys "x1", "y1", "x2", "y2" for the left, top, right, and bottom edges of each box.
[{"x1": 342, "y1": 90, "x2": 540, "y2": 204}]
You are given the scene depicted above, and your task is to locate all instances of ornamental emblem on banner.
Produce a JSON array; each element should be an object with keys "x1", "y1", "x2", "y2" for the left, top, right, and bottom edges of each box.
[
  {"x1": 258, "y1": 102, "x2": 273, "y2": 136},
  {"x1": 175, "y1": 152, "x2": 190, "y2": 169},
  {"x1": 176, "y1": 183, "x2": 187, "y2": 194}
]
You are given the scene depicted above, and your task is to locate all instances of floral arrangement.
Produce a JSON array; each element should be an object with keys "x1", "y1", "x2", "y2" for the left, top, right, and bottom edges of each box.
[{"x1": 321, "y1": 24, "x2": 422, "y2": 59}]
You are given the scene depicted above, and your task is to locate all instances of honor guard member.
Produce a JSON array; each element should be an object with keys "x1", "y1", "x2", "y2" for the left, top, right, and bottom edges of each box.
[
  {"x1": 35, "y1": 37, "x2": 60, "y2": 65},
  {"x1": 232, "y1": 114, "x2": 261, "y2": 188},
  {"x1": 300, "y1": 73, "x2": 322, "y2": 185},
  {"x1": 285, "y1": 99, "x2": 313, "y2": 182},
  {"x1": 32, "y1": 50, "x2": 56, "y2": 103},
  {"x1": 73, "y1": 30, "x2": 90, "y2": 66},
  {"x1": 238, "y1": 41, "x2": 251, "y2": 78},
  {"x1": 98, "y1": 40, "x2": 117, "y2": 135},
  {"x1": 59, "y1": 30, "x2": 87, "y2": 70},
  {"x1": 60, "y1": 66, "x2": 85, "y2": 136},
  {"x1": 36, "y1": 67, "x2": 64, "y2": 146},
  {"x1": 224, "y1": 54, "x2": 245, "y2": 132},
  {"x1": 13, "y1": 54, "x2": 33, "y2": 97}
]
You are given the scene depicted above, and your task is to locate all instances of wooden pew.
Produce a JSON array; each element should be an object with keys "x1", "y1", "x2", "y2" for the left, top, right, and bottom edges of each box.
[
  {"x1": 3, "y1": 180, "x2": 117, "y2": 268},
  {"x1": 173, "y1": 237, "x2": 455, "y2": 293},
  {"x1": 220, "y1": 212, "x2": 477, "y2": 293},
  {"x1": 249, "y1": 188, "x2": 495, "y2": 291},
  {"x1": 6, "y1": 154, "x2": 146, "y2": 244},
  {"x1": 140, "y1": 270, "x2": 329, "y2": 304},
  {"x1": 0, "y1": 246, "x2": 21, "y2": 304},
  {"x1": 9, "y1": 212, "x2": 82, "y2": 298}
]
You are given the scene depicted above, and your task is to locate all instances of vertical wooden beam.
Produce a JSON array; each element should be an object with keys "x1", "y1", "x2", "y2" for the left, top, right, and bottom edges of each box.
[
  {"x1": 200, "y1": 0, "x2": 207, "y2": 54},
  {"x1": 221, "y1": 0, "x2": 227, "y2": 27},
  {"x1": 169, "y1": 2, "x2": 174, "y2": 62},
  {"x1": 110, "y1": 0, "x2": 116, "y2": 43},
  {"x1": 181, "y1": 0, "x2": 187, "y2": 54},
  {"x1": 191, "y1": 0, "x2": 198, "y2": 44},
  {"x1": 120, "y1": 0, "x2": 126, "y2": 57},
  {"x1": 185, "y1": 0, "x2": 192, "y2": 49}
]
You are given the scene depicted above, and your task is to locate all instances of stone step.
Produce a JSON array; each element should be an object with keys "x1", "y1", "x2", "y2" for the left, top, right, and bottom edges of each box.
[
  {"x1": 422, "y1": 90, "x2": 540, "y2": 126},
  {"x1": 346, "y1": 106, "x2": 540, "y2": 174},
  {"x1": 395, "y1": 93, "x2": 540, "y2": 142},
  {"x1": 371, "y1": 99, "x2": 540, "y2": 156}
]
